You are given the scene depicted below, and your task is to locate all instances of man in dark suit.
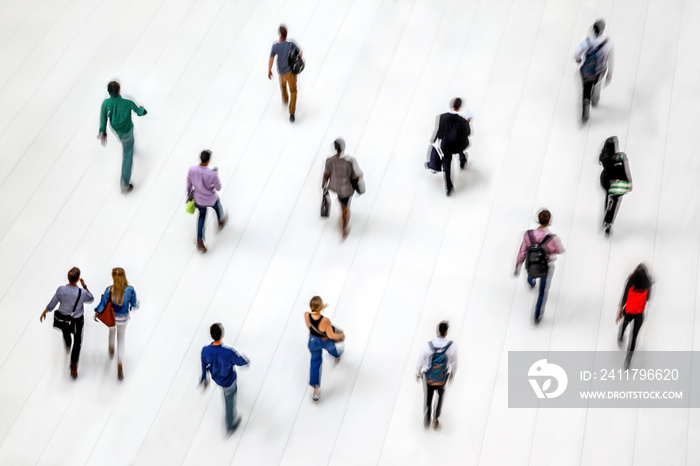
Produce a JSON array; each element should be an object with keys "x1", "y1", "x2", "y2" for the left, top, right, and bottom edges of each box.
[{"x1": 433, "y1": 98, "x2": 471, "y2": 196}]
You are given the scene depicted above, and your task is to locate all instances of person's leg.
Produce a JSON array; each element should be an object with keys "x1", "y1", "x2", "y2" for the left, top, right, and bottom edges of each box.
[
  {"x1": 109, "y1": 326, "x2": 116, "y2": 356},
  {"x1": 341, "y1": 203, "x2": 350, "y2": 238},
  {"x1": 580, "y1": 72, "x2": 594, "y2": 120},
  {"x1": 527, "y1": 275, "x2": 536, "y2": 289},
  {"x1": 212, "y1": 199, "x2": 224, "y2": 223},
  {"x1": 534, "y1": 266, "x2": 553, "y2": 322},
  {"x1": 118, "y1": 129, "x2": 135, "y2": 189},
  {"x1": 71, "y1": 316, "x2": 84, "y2": 365},
  {"x1": 279, "y1": 73, "x2": 289, "y2": 103},
  {"x1": 61, "y1": 325, "x2": 73, "y2": 351},
  {"x1": 424, "y1": 382, "x2": 435, "y2": 426},
  {"x1": 435, "y1": 385, "x2": 445, "y2": 429},
  {"x1": 442, "y1": 152, "x2": 454, "y2": 194},
  {"x1": 308, "y1": 338, "x2": 323, "y2": 388},
  {"x1": 628, "y1": 314, "x2": 644, "y2": 353},
  {"x1": 116, "y1": 323, "x2": 127, "y2": 364},
  {"x1": 196, "y1": 204, "x2": 208, "y2": 242},
  {"x1": 323, "y1": 338, "x2": 343, "y2": 359},
  {"x1": 288, "y1": 72, "x2": 297, "y2": 116},
  {"x1": 459, "y1": 150, "x2": 468, "y2": 169},
  {"x1": 222, "y1": 381, "x2": 238, "y2": 432},
  {"x1": 591, "y1": 77, "x2": 602, "y2": 107},
  {"x1": 606, "y1": 195, "x2": 621, "y2": 225}
]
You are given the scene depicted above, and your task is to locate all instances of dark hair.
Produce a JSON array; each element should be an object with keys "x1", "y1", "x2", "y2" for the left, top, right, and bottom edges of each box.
[
  {"x1": 538, "y1": 209, "x2": 551, "y2": 226},
  {"x1": 279, "y1": 25, "x2": 288, "y2": 39},
  {"x1": 210, "y1": 323, "x2": 223, "y2": 341},
  {"x1": 593, "y1": 19, "x2": 605, "y2": 36},
  {"x1": 452, "y1": 98, "x2": 462, "y2": 111},
  {"x1": 333, "y1": 138, "x2": 345, "y2": 153},
  {"x1": 200, "y1": 150, "x2": 211, "y2": 164},
  {"x1": 107, "y1": 81, "x2": 120, "y2": 97},
  {"x1": 629, "y1": 264, "x2": 652, "y2": 290},
  {"x1": 438, "y1": 321, "x2": 449, "y2": 337},
  {"x1": 67, "y1": 267, "x2": 81, "y2": 284}
]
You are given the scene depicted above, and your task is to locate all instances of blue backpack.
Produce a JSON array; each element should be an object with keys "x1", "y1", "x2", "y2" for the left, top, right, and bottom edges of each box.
[
  {"x1": 426, "y1": 341, "x2": 452, "y2": 385},
  {"x1": 581, "y1": 38, "x2": 608, "y2": 81}
]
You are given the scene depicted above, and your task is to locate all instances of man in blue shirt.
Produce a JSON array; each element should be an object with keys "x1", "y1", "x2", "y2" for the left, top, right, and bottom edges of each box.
[
  {"x1": 268, "y1": 24, "x2": 302, "y2": 122},
  {"x1": 200, "y1": 323, "x2": 249, "y2": 434}
]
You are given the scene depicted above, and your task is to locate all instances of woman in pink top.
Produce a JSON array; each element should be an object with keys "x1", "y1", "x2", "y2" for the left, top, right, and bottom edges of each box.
[{"x1": 514, "y1": 210, "x2": 565, "y2": 324}]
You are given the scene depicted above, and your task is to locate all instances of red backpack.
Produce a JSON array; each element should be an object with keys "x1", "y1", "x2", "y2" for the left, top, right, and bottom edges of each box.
[{"x1": 625, "y1": 288, "x2": 648, "y2": 314}]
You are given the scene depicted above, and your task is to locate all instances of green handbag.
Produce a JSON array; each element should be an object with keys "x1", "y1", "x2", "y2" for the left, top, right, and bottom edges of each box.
[
  {"x1": 608, "y1": 180, "x2": 631, "y2": 195},
  {"x1": 186, "y1": 199, "x2": 196, "y2": 214}
]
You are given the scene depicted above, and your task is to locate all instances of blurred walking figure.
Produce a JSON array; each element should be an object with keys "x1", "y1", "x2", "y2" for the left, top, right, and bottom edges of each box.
[
  {"x1": 322, "y1": 138, "x2": 364, "y2": 239},
  {"x1": 432, "y1": 98, "x2": 471, "y2": 196},
  {"x1": 201, "y1": 323, "x2": 249, "y2": 434},
  {"x1": 187, "y1": 150, "x2": 227, "y2": 253},
  {"x1": 94, "y1": 268, "x2": 139, "y2": 380},
  {"x1": 99, "y1": 81, "x2": 147, "y2": 192},
  {"x1": 514, "y1": 209, "x2": 565, "y2": 324},
  {"x1": 304, "y1": 296, "x2": 344, "y2": 402},
  {"x1": 573, "y1": 20, "x2": 614, "y2": 122},
  {"x1": 416, "y1": 321, "x2": 457, "y2": 430},
  {"x1": 616, "y1": 264, "x2": 652, "y2": 370},
  {"x1": 268, "y1": 24, "x2": 303, "y2": 122},
  {"x1": 599, "y1": 136, "x2": 632, "y2": 235},
  {"x1": 40, "y1": 267, "x2": 94, "y2": 379}
]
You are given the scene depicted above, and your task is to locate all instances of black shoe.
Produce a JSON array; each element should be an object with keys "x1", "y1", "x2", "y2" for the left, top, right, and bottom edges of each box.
[
  {"x1": 424, "y1": 416, "x2": 431, "y2": 428},
  {"x1": 582, "y1": 99, "x2": 590, "y2": 122},
  {"x1": 289, "y1": 114, "x2": 295, "y2": 122},
  {"x1": 70, "y1": 362, "x2": 78, "y2": 379},
  {"x1": 604, "y1": 223, "x2": 611, "y2": 236},
  {"x1": 534, "y1": 314, "x2": 542, "y2": 325},
  {"x1": 196, "y1": 239, "x2": 207, "y2": 253},
  {"x1": 624, "y1": 354, "x2": 632, "y2": 370},
  {"x1": 121, "y1": 184, "x2": 134, "y2": 194},
  {"x1": 446, "y1": 187, "x2": 453, "y2": 197},
  {"x1": 460, "y1": 160, "x2": 466, "y2": 170},
  {"x1": 227, "y1": 416, "x2": 242, "y2": 436}
]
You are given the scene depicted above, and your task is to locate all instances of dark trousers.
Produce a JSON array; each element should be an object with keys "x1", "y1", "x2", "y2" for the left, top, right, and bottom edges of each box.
[
  {"x1": 580, "y1": 71, "x2": 600, "y2": 117},
  {"x1": 442, "y1": 150, "x2": 467, "y2": 191},
  {"x1": 604, "y1": 194, "x2": 622, "y2": 225},
  {"x1": 527, "y1": 264, "x2": 553, "y2": 321},
  {"x1": 619, "y1": 312, "x2": 644, "y2": 354},
  {"x1": 424, "y1": 382, "x2": 445, "y2": 422},
  {"x1": 61, "y1": 315, "x2": 84, "y2": 364},
  {"x1": 196, "y1": 199, "x2": 224, "y2": 241}
]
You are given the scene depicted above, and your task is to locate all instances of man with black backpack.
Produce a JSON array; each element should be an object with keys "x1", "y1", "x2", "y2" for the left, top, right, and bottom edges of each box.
[
  {"x1": 514, "y1": 209, "x2": 565, "y2": 324},
  {"x1": 432, "y1": 98, "x2": 472, "y2": 196},
  {"x1": 416, "y1": 321, "x2": 457, "y2": 430},
  {"x1": 268, "y1": 24, "x2": 303, "y2": 122},
  {"x1": 573, "y1": 19, "x2": 614, "y2": 122}
]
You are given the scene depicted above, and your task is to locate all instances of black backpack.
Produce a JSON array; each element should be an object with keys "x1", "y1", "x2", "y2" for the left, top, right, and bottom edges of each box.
[
  {"x1": 525, "y1": 231, "x2": 553, "y2": 278},
  {"x1": 289, "y1": 43, "x2": 305, "y2": 75}
]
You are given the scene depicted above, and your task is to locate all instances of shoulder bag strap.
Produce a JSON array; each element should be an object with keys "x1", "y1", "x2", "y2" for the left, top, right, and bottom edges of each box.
[{"x1": 71, "y1": 289, "x2": 82, "y2": 317}]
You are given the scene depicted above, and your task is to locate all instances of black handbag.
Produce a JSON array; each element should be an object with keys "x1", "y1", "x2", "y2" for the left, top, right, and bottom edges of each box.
[
  {"x1": 321, "y1": 189, "x2": 330, "y2": 218},
  {"x1": 53, "y1": 289, "x2": 82, "y2": 333}
]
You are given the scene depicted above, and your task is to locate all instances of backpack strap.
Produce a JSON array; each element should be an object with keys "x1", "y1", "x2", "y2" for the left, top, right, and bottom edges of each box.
[
  {"x1": 527, "y1": 230, "x2": 535, "y2": 245},
  {"x1": 540, "y1": 234, "x2": 553, "y2": 246},
  {"x1": 428, "y1": 341, "x2": 435, "y2": 352},
  {"x1": 443, "y1": 341, "x2": 452, "y2": 351}
]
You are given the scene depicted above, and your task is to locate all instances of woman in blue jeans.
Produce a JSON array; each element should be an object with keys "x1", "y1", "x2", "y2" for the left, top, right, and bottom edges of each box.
[{"x1": 304, "y1": 296, "x2": 345, "y2": 401}]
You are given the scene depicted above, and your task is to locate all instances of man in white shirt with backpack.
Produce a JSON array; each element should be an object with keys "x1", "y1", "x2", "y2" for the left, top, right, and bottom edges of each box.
[
  {"x1": 416, "y1": 321, "x2": 457, "y2": 430},
  {"x1": 573, "y1": 19, "x2": 614, "y2": 122}
]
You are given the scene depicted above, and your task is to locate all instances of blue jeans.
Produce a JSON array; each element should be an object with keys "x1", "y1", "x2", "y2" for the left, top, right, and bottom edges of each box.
[
  {"x1": 308, "y1": 335, "x2": 342, "y2": 387},
  {"x1": 222, "y1": 381, "x2": 238, "y2": 432},
  {"x1": 116, "y1": 128, "x2": 134, "y2": 188},
  {"x1": 196, "y1": 199, "x2": 224, "y2": 241},
  {"x1": 527, "y1": 265, "x2": 553, "y2": 320}
]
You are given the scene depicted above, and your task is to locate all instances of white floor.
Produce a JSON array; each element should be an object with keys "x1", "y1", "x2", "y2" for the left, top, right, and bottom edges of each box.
[{"x1": 0, "y1": 0, "x2": 697, "y2": 464}]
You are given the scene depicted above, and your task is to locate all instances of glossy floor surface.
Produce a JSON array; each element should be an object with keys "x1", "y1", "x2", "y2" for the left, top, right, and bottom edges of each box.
[{"x1": 0, "y1": 0, "x2": 698, "y2": 464}]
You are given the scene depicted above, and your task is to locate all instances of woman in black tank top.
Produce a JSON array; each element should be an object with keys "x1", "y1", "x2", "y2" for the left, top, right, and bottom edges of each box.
[{"x1": 304, "y1": 296, "x2": 345, "y2": 401}]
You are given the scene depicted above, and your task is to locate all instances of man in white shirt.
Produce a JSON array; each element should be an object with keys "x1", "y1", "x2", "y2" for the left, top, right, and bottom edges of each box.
[
  {"x1": 416, "y1": 321, "x2": 457, "y2": 430},
  {"x1": 573, "y1": 19, "x2": 614, "y2": 122}
]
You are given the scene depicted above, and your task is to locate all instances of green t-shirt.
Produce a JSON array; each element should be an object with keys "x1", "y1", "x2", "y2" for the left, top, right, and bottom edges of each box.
[{"x1": 99, "y1": 96, "x2": 146, "y2": 134}]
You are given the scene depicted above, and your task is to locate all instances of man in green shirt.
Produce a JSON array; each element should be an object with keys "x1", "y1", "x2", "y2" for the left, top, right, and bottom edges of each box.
[{"x1": 99, "y1": 81, "x2": 147, "y2": 193}]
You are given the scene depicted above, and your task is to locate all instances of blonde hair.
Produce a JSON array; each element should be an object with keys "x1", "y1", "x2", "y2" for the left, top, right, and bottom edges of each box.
[
  {"x1": 111, "y1": 268, "x2": 129, "y2": 306},
  {"x1": 309, "y1": 296, "x2": 325, "y2": 313}
]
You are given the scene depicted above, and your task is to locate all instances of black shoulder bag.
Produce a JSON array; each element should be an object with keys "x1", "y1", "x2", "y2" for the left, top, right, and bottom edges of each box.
[{"x1": 53, "y1": 289, "x2": 82, "y2": 334}]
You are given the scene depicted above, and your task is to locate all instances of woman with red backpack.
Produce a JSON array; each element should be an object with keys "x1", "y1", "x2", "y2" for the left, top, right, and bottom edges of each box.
[{"x1": 616, "y1": 264, "x2": 652, "y2": 369}]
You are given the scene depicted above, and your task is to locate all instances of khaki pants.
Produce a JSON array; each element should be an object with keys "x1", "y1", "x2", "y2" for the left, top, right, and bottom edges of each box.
[{"x1": 279, "y1": 71, "x2": 297, "y2": 115}]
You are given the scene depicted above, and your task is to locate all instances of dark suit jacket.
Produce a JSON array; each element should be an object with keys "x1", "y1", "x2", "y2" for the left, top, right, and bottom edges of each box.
[{"x1": 433, "y1": 112, "x2": 471, "y2": 154}]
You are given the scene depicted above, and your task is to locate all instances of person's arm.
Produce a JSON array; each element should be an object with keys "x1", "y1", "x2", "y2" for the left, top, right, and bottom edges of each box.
[
  {"x1": 130, "y1": 100, "x2": 147, "y2": 116},
  {"x1": 94, "y1": 288, "x2": 110, "y2": 313},
  {"x1": 40, "y1": 288, "x2": 61, "y2": 322},
  {"x1": 605, "y1": 46, "x2": 614, "y2": 83},
  {"x1": 573, "y1": 38, "x2": 587, "y2": 63},
  {"x1": 99, "y1": 101, "x2": 108, "y2": 145},
  {"x1": 464, "y1": 118, "x2": 471, "y2": 138},
  {"x1": 129, "y1": 287, "x2": 139, "y2": 311},
  {"x1": 201, "y1": 350, "x2": 209, "y2": 387},
  {"x1": 304, "y1": 312, "x2": 312, "y2": 328},
  {"x1": 212, "y1": 171, "x2": 222, "y2": 192},
  {"x1": 514, "y1": 233, "x2": 529, "y2": 274},
  {"x1": 319, "y1": 318, "x2": 344, "y2": 341},
  {"x1": 549, "y1": 235, "x2": 565, "y2": 255},
  {"x1": 622, "y1": 155, "x2": 632, "y2": 188},
  {"x1": 416, "y1": 344, "x2": 429, "y2": 380},
  {"x1": 322, "y1": 162, "x2": 330, "y2": 190},
  {"x1": 616, "y1": 277, "x2": 633, "y2": 323},
  {"x1": 186, "y1": 171, "x2": 193, "y2": 196},
  {"x1": 447, "y1": 343, "x2": 458, "y2": 379},
  {"x1": 433, "y1": 115, "x2": 443, "y2": 143},
  {"x1": 231, "y1": 349, "x2": 249, "y2": 367},
  {"x1": 268, "y1": 47, "x2": 275, "y2": 80}
]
